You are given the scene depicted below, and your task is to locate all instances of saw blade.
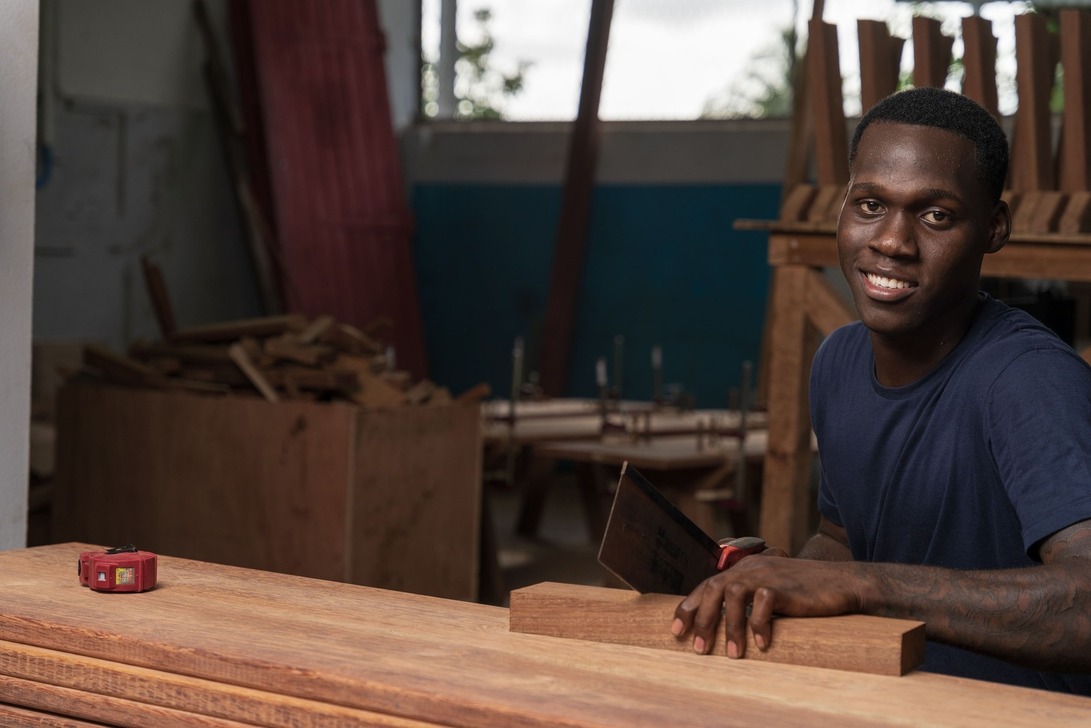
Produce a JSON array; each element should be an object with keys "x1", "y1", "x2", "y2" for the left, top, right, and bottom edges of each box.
[{"x1": 597, "y1": 462, "x2": 721, "y2": 595}]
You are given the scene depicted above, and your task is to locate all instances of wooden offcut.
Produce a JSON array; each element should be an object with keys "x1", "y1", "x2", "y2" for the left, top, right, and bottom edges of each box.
[{"x1": 509, "y1": 582, "x2": 925, "y2": 677}]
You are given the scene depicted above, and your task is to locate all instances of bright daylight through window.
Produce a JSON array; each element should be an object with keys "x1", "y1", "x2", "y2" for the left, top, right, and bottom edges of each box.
[{"x1": 420, "y1": 0, "x2": 1034, "y2": 122}]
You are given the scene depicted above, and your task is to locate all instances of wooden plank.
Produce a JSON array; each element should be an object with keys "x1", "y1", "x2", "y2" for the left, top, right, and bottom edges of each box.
[
  {"x1": 857, "y1": 19, "x2": 903, "y2": 113},
  {"x1": 911, "y1": 16, "x2": 953, "y2": 89},
  {"x1": 762, "y1": 266, "x2": 819, "y2": 554},
  {"x1": 767, "y1": 231, "x2": 1091, "y2": 282},
  {"x1": 0, "y1": 641, "x2": 433, "y2": 727},
  {"x1": 82, "y1": 344, "x2": 170, "y2": 389},
  {"x1": 0, "y1": 545, "x2": 1089, "y2": 726},
  {"x1": 139, "y1": 255, "x2": 177, "y2": 337},
  {"x1": 168, "y1": 315, "x2": 307, "y2": 343},
  {"x1": 1011, "y1": 12, "x2": 1057, "y2": 193},
  {"x1": 961, "y1": 16, "x2": 999, "y2": 118},
  {"x1": 227, "y1": 341, "x2": 279, "y2": 402},
  {"x1": 351, "y1": 405, "x2": 482, "y2": 601},
  {"x1": 780, "y1": 183, "x2": 818, "y2": 222},
  {"x1": 508, "y1": 582, "x2": 925, "y2": 677},
  {"x1": 0, "y1": 700, "x2": 108, "y2": 727},
  {"x1": 806, "y1": 184, "x2": 845, "y2": 223},
  {"x1": 1059, "y1": 191, "x2": 1091, "y2": 234},
  {"x1": 1059, "y1": 9, "x2": 1091, "y2": 193},
  {"x1": 194, "y1": 0, "x2": 284, "y2": 317},
  {"x1": 807, "y1": 19, "x2": 849, "y2": 186},
  {"x1": 1026, "y1": 191, "x2": 1068, "y2": 234},
  {"x1": 539, "y1": 0, "x2": 615, "y2": 396}
]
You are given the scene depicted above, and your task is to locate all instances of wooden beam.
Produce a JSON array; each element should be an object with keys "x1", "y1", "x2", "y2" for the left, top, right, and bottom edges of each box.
[
  {"x1": 539, "y1": 0, "x2": 614, "y2": 396},
  {"x1": 857, "y1": 19, "x2": 903, "y2": 113},
  {"x1": 961, "y1": 16, "x2": 999, "y2": 118},
  {"x1": 807, "y1": 19, "x2": 849, "y2": 186},
  {"x1": 911, "y1": 17, "x2": 953, "y2": 89},
  {"x1": 509, "y1": 582, "x2": 926, "y2": 677},
  {"x1": 1059, "y1": 9, "x2": 1091, "y2": 193},
  {"x1": 762, "y1": 266, "x2": 819, "y2": 554},
  {"x1": 1011, "y1": 13, "x2": 1056, "y2": 193},
  {"x1": 139, "y1": 256, "x2": 177, "y2": 337}
]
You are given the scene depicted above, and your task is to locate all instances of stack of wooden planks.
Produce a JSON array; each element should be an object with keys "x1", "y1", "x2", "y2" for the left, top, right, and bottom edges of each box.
[
  {"x1": 79, "y1": 313, "x2": 455, "y2": 409},
  {"x1": 1, "y1": 543, "x2": 1090, "y2": 726}
]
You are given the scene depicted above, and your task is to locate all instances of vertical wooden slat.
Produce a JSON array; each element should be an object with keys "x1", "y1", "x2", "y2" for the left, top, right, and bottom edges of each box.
[
  {"x1": 1059, "y1": 9, "x2": 1091, "y2": 192},
  {"x1": 961, "y1": 16, "x2": 999, "y2": 118},
  {"x1": 1011, "y1": 12, "x2": 1056, "y2": 193},
  {"x1": 857, "y1": 19, "x2": 903, "y2": 114},
  {"x1": 539, "y1": 0, "x2": 615, "y2": 396},
  {"x1": 1058, "y1": 9, "x2": 1091, "y2": 233},
  {"x1": 911, "y1": 16, "x2": 953, "y2": 89},
  {"x1": 807, "y1": 19, "x2": 848, "y2": 186},
  {"x1": 761, "y1": 264, "x2": 820, "y2": 555}
]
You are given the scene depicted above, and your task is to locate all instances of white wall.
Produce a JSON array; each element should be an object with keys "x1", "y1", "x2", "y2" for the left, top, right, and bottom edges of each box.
[{"x1": 0, "y1": 1, "x2": 39, "y2": 549}]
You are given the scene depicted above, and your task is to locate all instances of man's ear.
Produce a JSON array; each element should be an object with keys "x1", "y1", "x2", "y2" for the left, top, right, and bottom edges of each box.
[{"x1": 986, "y1": 199, "x2": 1011, "y2": 255}]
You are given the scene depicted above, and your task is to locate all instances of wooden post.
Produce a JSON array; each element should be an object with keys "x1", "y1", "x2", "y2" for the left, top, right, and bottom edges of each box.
[
  {"x1": 857, "y1": 19, "x2": 903, "y2": 114},
  {"x1": 961, "y1": 16, "x2": 999, "y2": 118},
  {"x1": 1011, "y1": 13, "x2": 1056, "y2": 194},
  {"x1": 807, "y1": 18, "x2": 849, "y2": 186},
  {"x1": 1059, "y1": 9, "x2": 1091, "y2": 194},
  {"x1": 911, "y1": 16, "x2": 953, "y2": 89},
  {"x1": 761, "y1": 264, "x2": 820, "y2": 554},
  {"x1": 539, "y1": 0, "x2": 614, "y2": 396}
]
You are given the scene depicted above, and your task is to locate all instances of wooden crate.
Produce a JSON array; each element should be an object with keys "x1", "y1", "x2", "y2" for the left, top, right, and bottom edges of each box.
[{"x1": 50, "y1": 382, "x2": 482, "y2": 601}]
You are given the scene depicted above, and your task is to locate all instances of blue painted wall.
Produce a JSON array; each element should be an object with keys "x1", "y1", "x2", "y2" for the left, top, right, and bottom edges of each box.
[{"x1": 412, "y1": 181, "x2": 780, "y2": 408}]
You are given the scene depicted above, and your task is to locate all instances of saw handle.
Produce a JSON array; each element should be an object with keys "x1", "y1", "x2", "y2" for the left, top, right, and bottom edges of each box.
[{"x1": 716, "y1": 536, "x2": 766, "y2": 571}]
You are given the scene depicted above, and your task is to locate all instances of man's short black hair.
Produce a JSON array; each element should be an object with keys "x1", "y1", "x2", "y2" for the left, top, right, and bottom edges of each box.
[{"x1": 848, "y1": 87, "x2": 1009, "y2": 203}]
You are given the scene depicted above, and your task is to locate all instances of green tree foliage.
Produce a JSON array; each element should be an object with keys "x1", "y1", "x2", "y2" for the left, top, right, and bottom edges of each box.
[
  {"x1": 700, "y1": 25, "x2": 796, "y2": 120},
  {"x1": 421, "y1": 8, "x2": 531, "y2": 120}
]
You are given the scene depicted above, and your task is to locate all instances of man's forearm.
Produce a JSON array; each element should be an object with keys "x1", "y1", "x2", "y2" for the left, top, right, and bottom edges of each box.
[{"x1": 858, "y1": 560, "x2": 1091, "y2": 673}]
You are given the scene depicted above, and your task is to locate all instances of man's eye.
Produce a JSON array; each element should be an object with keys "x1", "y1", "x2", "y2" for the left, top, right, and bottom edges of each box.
[
  {"x1": 925, "y1": 210, "x2": 950, "y2": 223},
  {"x1": 858, "y1": 200, "x2": 881, "y2": 213}
]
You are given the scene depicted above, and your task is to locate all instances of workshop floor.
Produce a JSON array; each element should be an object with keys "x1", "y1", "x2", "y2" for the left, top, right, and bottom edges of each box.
[{"x1": 486, "y1": 467, "x2": 610, "y2": 604}]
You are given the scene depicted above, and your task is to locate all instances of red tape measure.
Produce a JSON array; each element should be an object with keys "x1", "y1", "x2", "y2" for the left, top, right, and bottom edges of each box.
[{"x1": 78, "y1": 545, "x2": 157, "y2": 593}]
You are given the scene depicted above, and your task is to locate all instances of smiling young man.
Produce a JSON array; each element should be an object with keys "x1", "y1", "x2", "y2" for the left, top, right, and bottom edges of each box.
[{"x1": 671, "y1": 87, "x2": 1091, "y2": 693}]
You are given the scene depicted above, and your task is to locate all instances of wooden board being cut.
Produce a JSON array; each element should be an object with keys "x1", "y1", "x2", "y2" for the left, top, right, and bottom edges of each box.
[{"x1": 509, "y1": 582, "x2": 925, "y2": 677}]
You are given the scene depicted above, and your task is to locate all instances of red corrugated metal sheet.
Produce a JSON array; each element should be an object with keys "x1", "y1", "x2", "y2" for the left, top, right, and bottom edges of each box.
[{"x1": 233, "y1": 0, "x2": 426, "y2": 378}]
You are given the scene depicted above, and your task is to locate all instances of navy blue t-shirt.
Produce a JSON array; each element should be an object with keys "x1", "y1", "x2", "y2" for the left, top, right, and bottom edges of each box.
[{"x1": 810, "y1": 294, "x2": 1091, "y2": 693}]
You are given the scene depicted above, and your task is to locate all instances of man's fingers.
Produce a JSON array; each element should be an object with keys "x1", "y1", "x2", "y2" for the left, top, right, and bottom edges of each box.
[
  {"x1": 749, "y1": 586, "x2": 776, "y2": 651},
  {"x1": 689, "y1": 582, "x2": 730, "y2": 655},
  {"x1": 720, "y1": 582, "x2": 751, "y2": 658}
]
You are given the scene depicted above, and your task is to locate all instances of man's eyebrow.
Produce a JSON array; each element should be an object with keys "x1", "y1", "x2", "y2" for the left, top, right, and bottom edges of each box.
[{"x1": 847, "y1": 181, "x2": 962, "y2": 203}]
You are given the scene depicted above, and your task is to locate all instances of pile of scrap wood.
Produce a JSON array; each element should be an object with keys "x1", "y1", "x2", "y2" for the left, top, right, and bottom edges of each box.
[{"x1": 78, "y1": 314, "x2": 480, "y2": 408}]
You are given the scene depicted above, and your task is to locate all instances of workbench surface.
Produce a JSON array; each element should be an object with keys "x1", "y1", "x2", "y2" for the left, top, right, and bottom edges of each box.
[{"x1": 0, "y1": 543, "x2": 1087, "y2": 726}]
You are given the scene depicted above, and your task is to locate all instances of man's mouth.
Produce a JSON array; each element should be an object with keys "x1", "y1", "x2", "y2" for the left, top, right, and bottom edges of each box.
[{"x1": 865, "y1": 272, "x2": 914, "y2": 290}]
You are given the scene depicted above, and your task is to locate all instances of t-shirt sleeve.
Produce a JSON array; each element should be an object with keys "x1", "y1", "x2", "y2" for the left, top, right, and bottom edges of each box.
[
  {"x1": 810, "y1": 333, "x2": 844, "y2": 528},
  {"x1": 986, "y1": 348, "x2": 1091, "y2": 557}
]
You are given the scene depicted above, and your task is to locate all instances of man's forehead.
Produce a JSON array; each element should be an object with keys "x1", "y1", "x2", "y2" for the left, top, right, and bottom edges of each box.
[{"x1": 856, "y1": 120, "x2": 973, "y2": 153}]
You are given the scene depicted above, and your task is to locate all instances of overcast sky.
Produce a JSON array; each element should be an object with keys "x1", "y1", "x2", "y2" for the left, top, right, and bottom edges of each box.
[{"x1": 421, "y1": 1, "x2": 1030, "y2": 120}]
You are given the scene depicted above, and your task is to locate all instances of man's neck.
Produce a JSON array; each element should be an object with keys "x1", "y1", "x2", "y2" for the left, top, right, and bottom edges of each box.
[{"x1": 870, "y1": 294, "x2": 985, "y2": 388}]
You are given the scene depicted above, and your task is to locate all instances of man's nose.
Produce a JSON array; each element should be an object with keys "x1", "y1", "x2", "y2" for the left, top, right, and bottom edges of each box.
[{"x1": 870, "y1": 213, "x2": 917, "y2": 259}]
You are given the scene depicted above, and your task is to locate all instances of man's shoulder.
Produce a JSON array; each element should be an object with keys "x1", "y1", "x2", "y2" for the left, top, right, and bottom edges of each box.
[{"x1": 971, "y1": 297, "x2": 1085, "y2": 362}]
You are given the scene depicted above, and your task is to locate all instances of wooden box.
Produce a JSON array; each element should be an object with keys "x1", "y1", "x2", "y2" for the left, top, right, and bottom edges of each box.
[{"x1": 50, "y1": 382, "x2": 482, "y2": 601}]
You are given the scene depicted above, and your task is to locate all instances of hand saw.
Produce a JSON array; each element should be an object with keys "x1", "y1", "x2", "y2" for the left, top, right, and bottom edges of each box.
[{"x1": 597, "y1": 462, "x2": 764, "y2": 595}]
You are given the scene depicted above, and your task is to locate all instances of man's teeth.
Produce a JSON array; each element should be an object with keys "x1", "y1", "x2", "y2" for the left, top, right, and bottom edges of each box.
[{"x1": 866, "y1": 273, "x2": 912, "y2": 290}]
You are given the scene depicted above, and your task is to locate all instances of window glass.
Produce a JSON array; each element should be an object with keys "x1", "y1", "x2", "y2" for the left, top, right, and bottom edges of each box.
[{"x1": 420, "y1": 1, "x2": 1030, "y2": 121}]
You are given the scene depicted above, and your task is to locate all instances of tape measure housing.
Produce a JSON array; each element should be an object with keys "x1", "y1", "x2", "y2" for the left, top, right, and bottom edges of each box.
[{"x1": 78, "y1": 547, "x2": 157, "y2": 593}]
